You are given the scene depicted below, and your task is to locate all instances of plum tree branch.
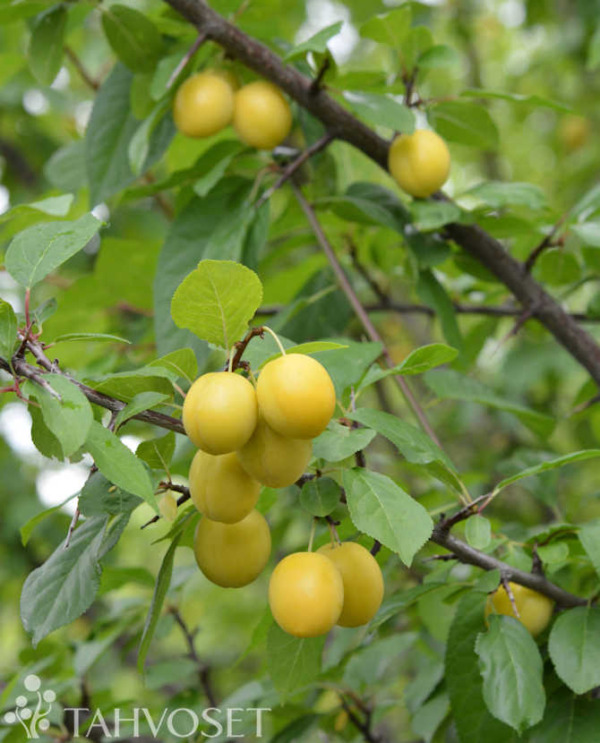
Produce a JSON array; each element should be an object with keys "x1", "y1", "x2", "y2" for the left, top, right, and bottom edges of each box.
[
  {"x1": 291, "y1": 183, "x2": 443, "y2": 449},
  {"x1": 260, "y1": 300, "x2": 600, "y2": 323},
  {"x1": 161, "y1": 0, "x2": 600, "y2": 387},
  {"x1": 0, "y1": 345, "x2": 185, "y2": 435}
]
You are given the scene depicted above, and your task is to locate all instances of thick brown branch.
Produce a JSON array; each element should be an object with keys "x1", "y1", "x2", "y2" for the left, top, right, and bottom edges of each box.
[
  {"x1": 430, "y1": 523, "x2": 585, "y2": 607},
  {"x1": 161, "y1": 0, "x2": 600, "y2": 387},
  {"x1": 4, "y1": 346, "x2": 185, "y2": 435}
]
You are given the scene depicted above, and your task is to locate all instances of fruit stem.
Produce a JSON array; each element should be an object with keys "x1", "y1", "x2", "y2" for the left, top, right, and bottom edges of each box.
[
  {"x1": 308, "y1": 518, "x2": 317, "y2": 552},
  {"x1": 228, "y1": 348, "x2": 235, "y2": 373},
  {"x1": 262, "y1": 325, "x2": 287, "y2": 356}
]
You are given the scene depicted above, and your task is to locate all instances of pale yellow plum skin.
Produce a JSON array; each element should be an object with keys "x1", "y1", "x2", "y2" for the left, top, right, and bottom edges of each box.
[
  {"x1": 233, "y1": 81, "x2": 292, "y2": 150},
  {"x1": 236, "y1": 416, "x2": 312, "y2": 488},
  {"x1": 173, "y1": 72, "x2": 235, "y2": 138},
  {"x1": 485, "y1": 582, "x2": 554, "y2": 636},
  {"x1": 193, "y1": 510, "x2": 271, "y2": 588},
  {"x1": 318, "y1": 542, "x2": 384, "y2": 627},
  {"x1": 256, "y1": 354, "x2": 336, "y2": 439},
  {"x1": 188, "y1": 450, "x2": 261, "y2": 524},
  {"x1": 269, "y1": 552, "x2": 344, "y2": 638},
  {"x1": 182, "y1": 372, "x2": 258, "y2": 455},
  {"x1": 388, "y1": 129, "x2": 451, "y2": 198}
]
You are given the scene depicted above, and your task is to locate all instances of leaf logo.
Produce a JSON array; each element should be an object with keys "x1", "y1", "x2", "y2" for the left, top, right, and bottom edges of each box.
[{"x1": 3, "y1": 675, "x2": 56, "y2": 739}]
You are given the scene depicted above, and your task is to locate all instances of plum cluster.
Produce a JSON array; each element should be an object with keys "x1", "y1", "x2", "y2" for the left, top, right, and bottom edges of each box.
[{"x1": 181, "y1": 351, "x2": 384, "y2": 637}]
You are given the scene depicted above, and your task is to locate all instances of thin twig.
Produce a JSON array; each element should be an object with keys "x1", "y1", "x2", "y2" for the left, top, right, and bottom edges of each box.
[
  {"x1": 309, "y1": 56, "x2": 331, "y2": 94},
  {"x1": 65, "y1": 47, "x2": 100, "y2": 91},
  {"x1": 524, "y1": 213, "x2": 568, "y2": 273},
  {"x1": 64, "y1": 508, "x2": 80, "y2": 549},
  {"x1": 141, "y1": 487, "x2": 191, "y2": 529},
  {"x1": 166, "y1": 32, "x2": 208, "y2": 90},
  {"x1": 291, "y1": 184, "x2": 443, "y2": 448},
  {"x1": 169, "y1": 607, "x2": 217, "y2": 706},
  {"x1": 258, "y1": 300, "x2": 600, "y2": 323},
  {"x1": 255, "y1": 132, "x2": 335, "y2": 209}
]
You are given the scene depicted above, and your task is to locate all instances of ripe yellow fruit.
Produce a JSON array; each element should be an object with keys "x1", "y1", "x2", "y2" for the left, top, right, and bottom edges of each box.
[
  {"x1": 188, "y1": 450, "x2": 261, "y2": 524},
  {"x1": 269, "y1": 552, "x2": 344, "y2": 637},
  {"x1": 256, "y1": 354, "x2": 336, "y2": 439},
  {"x1": 233, "y1": 81, "x2": 292, "y2": 149},
  {"x1": 193, "y1": 510, "x2": 271, "y2": 588},
  {"x1": 486, "y1": 582, "x2": 554, "y2": 636},
  {"x1": 388, "y1": 129, "x2": 450, "y2": 198},
  {"x1": 237, "y1": 416, "x2": 312, "y2": 487},
  {"x1": 182, "y1": 372, "x2": 258, "y2": 455},
  {"x1": 317, "y1": 542, "x2": 384, "y2": 627},
  {"x1": 173, "y1": 72, "x2": 235, "y2": 138}
]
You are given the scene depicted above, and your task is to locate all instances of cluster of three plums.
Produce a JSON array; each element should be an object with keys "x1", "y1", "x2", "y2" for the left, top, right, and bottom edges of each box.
[{"x1": 181, "y1": 351, "x2": 384, "y2": 637}]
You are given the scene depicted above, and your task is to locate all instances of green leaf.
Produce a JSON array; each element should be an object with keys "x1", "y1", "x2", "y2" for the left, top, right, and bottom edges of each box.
[
  {"x1": 374, "y1": 582, "x2": 447, "y2": 628},
  {"x1": 465, "y1": 515, "x2": 492, "y2": 549},
  {"x1": 417, "y1": 270, "x2": 463, "y2": 351},
  {"x1": 114, "y1": 391, "x2": 170, "y2": 429},
  {"x1": 571, "y1": 221, "x2": 600, "y2": 247},
  {"x1": 578, "y1": 520, "x2": 600, "y2": 578},
  {"x1": 397, "y1": 343, "x2": 458, "y2": 376},
  {"x1": 34, "y1": 375, "x2": 93, "y2": 458},
  {"x1": 28, "y1": 4, "x2": 67, "y2": 85},
  {"x1": 21, "y1": 514, "x2": 128, "y2": 646},
  {"x1": 588, "y1": 25, "x2": 600, "y2": 70},
  {"x1": 138, "y1": 534, "x2": 181, "y2": 673},
  {"x1": 0, "y1": 194, "x2": 75, "y2": 225},
  {"x1": 418, "y1": 44, "x2": 460, "y2": 70},
  {"x1": 446, "y1": 592, "x2": 519, "y2": 743},
  {"x1": 52, "y1": 332, "x2": 130, "y2": 345},
  {"x1": 266, "y1": 623, "x2": 325, "y2": 699},
  {"x1": 412, "y1": 693, "x2": 450, "y2": 743},
  {"x1": 128, "y1": 102, "x2": 171, "y2": 176},
  {"x1": 85, "y1": 421, "x2": 157, "y2": 510},
  {"x1": 476, "y1": 616, "x2": 545, "y2": 733},
  {"x1": 101, "y1": 4, "x2": 163, "y2": 73},
  {"x1": 548, "y1": 606, "x2": 600, "y2": 694},
  {"x1": 171, "y1": 259, "x2": 263, "y2": 349},
  {"x1": 45, "y1": 141, "x2": 88, "y2": 193},
  {"x1": 86, "y1": 64, "x2": 172, "y2": 206},
  {"x1": 299, "y1": 477, "x2": 342, "y2": 517},
  {"x1": 79, "y1": 471, "x2": 142, "y2": 516},
  {"x1": 136, "y1": 432, "x2": 176, "y2": 471},
  {"x1": 0, "y1": 300, "x2": 17, "y2": 360},
  {"x1": 529, "y1": 688, "x2": 600, "y2": 743},
  {"x1": 284, "y1": 22, "x2": 342, "y2": 60},
  {"x1": 360, "y1": 7, "x2": 411, "y2": 48},
  {"x1": 461, "y1": 88, "x2": 571, "y2": 112},
  {"x1": 343, "y1": 91, "x2": 415, "y2": 134},
  {"x1": 147, "y1": 348, "x2": 198, "y2": 383},
  {"x1": 349, "y1": 408, "x2": 455, "y2": 471},
  {"x1": 312, "y1": 423, "x2": 376, "y2": 462},
  {"x1": 343, "y1": 468, "x2": 433, "y2": 565},
  {"x1": 28, "y1": 398, "x2": 63, "y2": 459},
  {"x1": 192, "y1": 140, "x2": 243, "y2": 198},
  {"x1": 429, "y1": 101, "x2": 499, "y2": 149},
  {"x1": 410, "y1": 200, "x2": 461, "y2": 231},
  {"x1": 5, "y1": 214, "x2": 102, "y2": 288},
  {"x1": 466, "y1": 181, "x2": 548, "y2": 211},
  {"x1": 20, "y1": 493, "x2": 78, "y2": 546},
  {"x1": 259, "y1": 341, "x2": 347, "y2": 367},
  {"x1": 494, "y1": 450, "x2": 600, "y2": 493},
  {"x1": 87, "y1": 370, "x2": 173, "y2": 402},
  {"x1": 424, "y1": 369, "x2": 555, "y2": 437},
  {"x1": 315, "y1": 340, "x2": 383, "y2": 396}
]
